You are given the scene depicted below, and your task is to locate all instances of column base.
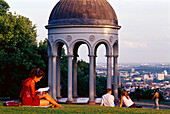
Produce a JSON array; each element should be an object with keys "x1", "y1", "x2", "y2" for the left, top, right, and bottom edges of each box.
[
  {"x1": 73, "y1": 95, "x2": 78, "y2": 98},
  {"x1": 115, "y1": 98, "x2": 120, "y2": 106},
  {"x1": 66, "y1": 101, "x2": 74, "y2": 104},
  {"x1": 57, "y1": 96, "x2": 62, "y2": 99},
  {"x1": 115, "y1": 98, "x2": 120, "y2": 103},
  {"x1": 88, "y1": 101, "x2": 96, "y2": 105}
]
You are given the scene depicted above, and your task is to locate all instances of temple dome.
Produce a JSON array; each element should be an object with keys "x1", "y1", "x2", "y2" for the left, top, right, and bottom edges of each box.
[{"x1": 48, "y1": 0, "x2": 119, "y2": 26}]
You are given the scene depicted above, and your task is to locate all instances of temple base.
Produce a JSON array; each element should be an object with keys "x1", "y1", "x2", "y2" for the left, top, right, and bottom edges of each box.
[
  {"x1": 88, "y1": 101, "x2": 96, "y2": 105},
  {"x1": 57, "y1": 97, "x2": 101, "y2": 104},
  {"x1": 66, "y1": 101, "x2": 74, "y2": 104},
  {"x1": 57, "y1": 96, "x2": 62, "y2": 99}
]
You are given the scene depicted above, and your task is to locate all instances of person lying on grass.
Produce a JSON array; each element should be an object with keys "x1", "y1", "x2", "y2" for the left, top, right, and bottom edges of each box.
[
  {"x1": 119, "y1": 90, "x2": 136, "y2": 108},
  {"x1": 19, "y1": 68, "x2": 62, "y2": 108}
]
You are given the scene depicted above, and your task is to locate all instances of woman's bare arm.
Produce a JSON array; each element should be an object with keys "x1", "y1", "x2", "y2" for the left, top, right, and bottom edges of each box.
[
  {"x1": 152, "y1": 93, "x2": 156, "y2": 100},
  {"x1": 119, "y1": 96, "x2": 123, "y2": 107}
]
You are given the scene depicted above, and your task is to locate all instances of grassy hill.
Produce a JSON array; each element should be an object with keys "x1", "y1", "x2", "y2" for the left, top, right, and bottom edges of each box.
[{"x1": 0, "y1": 103, "x2": 170, "y2": 114}]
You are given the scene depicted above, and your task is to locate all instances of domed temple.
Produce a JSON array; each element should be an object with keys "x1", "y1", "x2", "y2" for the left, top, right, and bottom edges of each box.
[{"x1": 45, "y1": 0, "x2": 121, "y2": 104}]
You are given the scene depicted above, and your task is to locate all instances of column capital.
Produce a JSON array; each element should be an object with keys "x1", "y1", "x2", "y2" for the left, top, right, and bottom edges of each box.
[
  {"x1": 52, "y1": 55, "x2": 58, "y2": 57},
  {"x1": 105, "y1": 55, "x2": 114, "y2": 57},
  {"x1": 113, "y1": 55, "x2": 119, "y2": 57},
  {"x1": 74, "y1": 55, "x2": 79, "y2": 58},
  {"x1": 48, "y1": 54, "x2": 57, "y2": 57}
]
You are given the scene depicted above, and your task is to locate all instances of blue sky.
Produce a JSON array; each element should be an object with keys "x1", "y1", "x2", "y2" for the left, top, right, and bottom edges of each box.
[{"x1": 7, "y1": 0, "x2": 170, "y2": 64}]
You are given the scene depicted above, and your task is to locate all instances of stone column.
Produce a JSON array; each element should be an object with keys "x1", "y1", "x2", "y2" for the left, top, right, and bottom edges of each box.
[
  {"x1": 48, "y1": 55, "x2": 52, "y2": 96},
  {"x1": 94, "y1": 56, "x2": 97, "y2": 98},
  {"x1": 113, "y1": 55, "x2": 118, "y2": 99},
  {"x1": 106, "y1": 55, "x2": 112, "y2": 89},
  {"x1": 73, "y1": 55, "x2": 78, "y2": 98},
  {"x1": 66, "y1": 55, "x2": 74, "y2": 103},
  {"x1": 89, "y1": 55, "x2": 95, "y2": 105},
  {"x1": 56, "y1": 56, "x2": 62, "y2": 99},
  {"x1": 52, "y1": 55, "x2": 57, "y2": 100}
]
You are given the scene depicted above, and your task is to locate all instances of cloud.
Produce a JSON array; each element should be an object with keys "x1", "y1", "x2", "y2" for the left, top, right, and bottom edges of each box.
[{"x1": 122, "y1": 41, "x2": 149, "y2": 48}]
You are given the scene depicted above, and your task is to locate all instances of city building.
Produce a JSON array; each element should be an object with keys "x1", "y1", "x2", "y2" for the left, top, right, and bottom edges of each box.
[
  {"x1": 134, "y1": 77, "x2": 142, "y2": 81},
  {"x1": 164, "y1": 70, "x2": 168, "y2": 76},
  {"x1": 131, "y1": 68, "x2": 135, "y2": 73},
  {"x1": 157, "y1": 73, "x2": 165, "y2": 80},
  {"x1": 144, "y1": 74, "x2": 149, "y2": 81}
]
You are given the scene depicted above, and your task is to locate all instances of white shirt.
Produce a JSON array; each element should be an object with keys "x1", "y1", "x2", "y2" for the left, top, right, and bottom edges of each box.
[
  {"x1": 101, "y1": 93, "x2": 115, "y2": 107},
  {"x1": 130, "y1": 88, "x2": 135, "y2": 92},
  {"x1": 123, "y1": 96, "x2": 134, "y2": 107}
]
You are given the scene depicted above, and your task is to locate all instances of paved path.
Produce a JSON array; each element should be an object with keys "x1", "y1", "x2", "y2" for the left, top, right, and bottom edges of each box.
[{"x1": 135, "y1": 102, "x2": 170, "y2": 109}]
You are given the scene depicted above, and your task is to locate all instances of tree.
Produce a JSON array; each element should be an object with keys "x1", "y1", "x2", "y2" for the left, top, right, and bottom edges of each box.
[
  {"x1": 0, "y1": 1, "x2": 45, "y2": 98},
  {"x1": 0, "y1": 1, "x2": 108, "y2": 99},
  {"x1": 96, "y1": 76, "x2": 107, "y2": 97},
  {"x1": 0, "y1": 0, "x2": 9, "y2": 15},
  {"x1": 77, "y1": 60, "x2": 89, "y2": 97},
  {"x1": 35, "y1": 39, "x2": 48, "y2": 89},
  {"x1": 60, "y1": 51, "x2": 68, "y2": 97}
]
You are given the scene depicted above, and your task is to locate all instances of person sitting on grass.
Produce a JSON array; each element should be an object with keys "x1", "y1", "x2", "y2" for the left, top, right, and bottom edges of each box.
[
  {"x1": 119, "y1": 90, "x2": 136, "y2": 108},
  {"x1": 19, "y1": 68, "x2": 62, "y2": 108},
  {"x1": 100, "y1": 88, "x2": 115, "y2": 107},
  {"x1": 136, "y1": 86, "x2": 141, "y2": 101},
  {"x1": 130, "y1": 86, "x2": 135, "y2": 100}
]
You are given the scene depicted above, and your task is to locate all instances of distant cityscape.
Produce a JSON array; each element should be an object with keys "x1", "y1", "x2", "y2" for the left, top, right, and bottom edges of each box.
[{"x1": 96, "y1": 63, "x2": 170, "y2": 92}]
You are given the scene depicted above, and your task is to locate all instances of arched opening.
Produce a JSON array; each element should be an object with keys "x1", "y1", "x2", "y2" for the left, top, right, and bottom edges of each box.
[
  {"x1": 77, "y1": 44, "x2": 89, "y2": 63},
  {"x1": 93, "y1": 40, "x2": 112, "y2": 99},
  {"x1": 94, "y1": 43, "x2": 107, "y2": 97},
  {"x1": 95, "y1": 44, "x2": 107, "y2": 97},
  {"x1": 59, "y1": 44, "x2": 68, "y2": 98},
  {"x1": 113, "y1": 41, "x2": 118, "y2": 57},
  {"x1": 72, "y1": 41, "x2": 90, "y2": 97},
  {"x1": 50, "y1": 40, "x2": 69, "y2": 99}
]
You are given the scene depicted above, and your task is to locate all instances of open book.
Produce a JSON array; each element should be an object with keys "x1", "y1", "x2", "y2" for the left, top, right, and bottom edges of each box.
[
  {"x1": 37, "y1": 87, "x2": 49, "y2": 92},
  {"x1": 37, "y1": 87, "x2": 49, "y2": 96}
]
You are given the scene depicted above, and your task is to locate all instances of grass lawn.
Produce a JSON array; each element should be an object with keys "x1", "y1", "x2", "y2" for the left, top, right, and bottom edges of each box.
[{"x1": 0, "y1": 103, "x2": 170, "y2": 114}]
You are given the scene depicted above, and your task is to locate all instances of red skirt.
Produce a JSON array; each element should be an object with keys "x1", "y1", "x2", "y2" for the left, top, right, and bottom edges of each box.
[{"x1": 21, "y1": 96, "x2": 40, "y2": 106}]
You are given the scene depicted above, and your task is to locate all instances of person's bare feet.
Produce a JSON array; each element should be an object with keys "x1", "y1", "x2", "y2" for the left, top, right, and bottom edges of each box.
[
  {"x1": 50, "y1": 104, "x2": 62, "y2": 108},
  {"x1": 57, "y1": 104, "x2": 62, "y2": 107}
]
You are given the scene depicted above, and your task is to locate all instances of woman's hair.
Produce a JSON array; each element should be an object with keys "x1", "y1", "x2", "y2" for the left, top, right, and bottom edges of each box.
[
  {"x1": 121, "y1": 90, "x2": 129, "y2": 99},
  {"x1": 28, "y1": 68, "x2": 44, "y2": 78}
]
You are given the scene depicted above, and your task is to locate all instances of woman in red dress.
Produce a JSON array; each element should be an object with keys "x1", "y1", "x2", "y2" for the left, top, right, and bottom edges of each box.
[{"x1": 19, "y1": 68, "x2": 62, "y2": 107}]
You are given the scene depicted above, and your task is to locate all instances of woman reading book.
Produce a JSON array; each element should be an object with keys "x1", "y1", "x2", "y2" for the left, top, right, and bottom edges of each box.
[{"x1": 19, "y1": 68, "x2": 62, "y2": 107}]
